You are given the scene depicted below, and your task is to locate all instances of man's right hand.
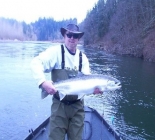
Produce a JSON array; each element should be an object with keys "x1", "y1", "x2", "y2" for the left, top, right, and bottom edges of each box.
[{"x1": 41, "y1": 81, "x2": 57, "y2": 95}]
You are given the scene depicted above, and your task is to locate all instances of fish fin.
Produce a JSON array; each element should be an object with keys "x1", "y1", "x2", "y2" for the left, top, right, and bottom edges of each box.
[
  {"x1": 56, "y1": 85, "x2": 70, "y2": 100},
  {"x1": 77, "y1": 94, "x2": 85, "y2": 100},
  {"x1": 58, "y1": 91, "x2": 66, "y2": 101},
  {"x1": 41, "y1": 88, "x2": 49, "y2": 99},
  {"x1": 76, "y1": 72, "x2": 85, "y2": 77}
]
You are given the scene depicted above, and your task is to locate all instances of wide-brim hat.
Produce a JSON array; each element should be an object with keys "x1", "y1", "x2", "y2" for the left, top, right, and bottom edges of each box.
[{"x1": 60, "y1": 24, "x2": 84, "y2": 39}]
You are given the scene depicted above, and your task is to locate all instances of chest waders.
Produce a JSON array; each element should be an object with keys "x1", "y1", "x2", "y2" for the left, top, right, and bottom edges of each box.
[
  {"x1": 52, "y1": 45, "x2": 83, "y2": 104},
  {"x1": 49, "y1": 45, "x2": 85, "y2": 140}
]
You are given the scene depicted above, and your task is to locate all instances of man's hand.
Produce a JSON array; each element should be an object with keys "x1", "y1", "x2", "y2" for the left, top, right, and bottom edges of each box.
[
  {"x1": 41, "y1": 81, "x2": 57, "y2": 95},
  {"x1": 93, "y1": 88, "x2": 103, "y2": 94}
]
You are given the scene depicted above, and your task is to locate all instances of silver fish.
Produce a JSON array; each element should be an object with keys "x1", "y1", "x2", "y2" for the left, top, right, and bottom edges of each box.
[{"x1": 41, "y1": 74, "x2": 121, "y2": 100}]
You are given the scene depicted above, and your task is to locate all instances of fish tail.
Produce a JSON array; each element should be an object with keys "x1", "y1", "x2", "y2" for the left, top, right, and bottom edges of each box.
[{"x1": 41, "y1": 88, "x2": 49, "y2": 99}]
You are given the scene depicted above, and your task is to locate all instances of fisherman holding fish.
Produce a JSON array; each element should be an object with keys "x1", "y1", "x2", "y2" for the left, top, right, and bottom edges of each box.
[{"x1": 31, "y1": 24, "x2": 103, "y2": 140}]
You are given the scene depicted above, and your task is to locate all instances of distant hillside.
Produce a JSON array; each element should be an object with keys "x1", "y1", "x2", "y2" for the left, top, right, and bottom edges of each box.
[{"x1": 82, "y1": 0, "x2": 155, "y2": 62}]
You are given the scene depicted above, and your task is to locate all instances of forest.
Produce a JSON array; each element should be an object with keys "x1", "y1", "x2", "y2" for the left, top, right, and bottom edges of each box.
[{"x1": 0, "y1": 0, "x2": 155, "y2": 62}]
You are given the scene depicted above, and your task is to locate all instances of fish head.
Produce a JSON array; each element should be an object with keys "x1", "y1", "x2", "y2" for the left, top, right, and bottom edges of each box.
[
  {"x1": 105, "y1": 80, "x2": 121, "y2": 91},
  {"x1": 90, "y1": 75, "x2": 121, "y2": 92}
]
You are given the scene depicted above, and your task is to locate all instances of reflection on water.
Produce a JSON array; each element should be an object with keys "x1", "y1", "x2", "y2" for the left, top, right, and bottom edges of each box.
[
  {"x1": 0, "y1": 41, "x2": 155, "y2": 140},
  {"x1": 84, "y1": 47, "x2": 155, "y2": 140}
]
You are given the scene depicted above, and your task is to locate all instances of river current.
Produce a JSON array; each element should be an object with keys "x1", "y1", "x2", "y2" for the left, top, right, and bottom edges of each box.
[{"x1": 0, "y1": 41, "x2": 155, "y2": 140}]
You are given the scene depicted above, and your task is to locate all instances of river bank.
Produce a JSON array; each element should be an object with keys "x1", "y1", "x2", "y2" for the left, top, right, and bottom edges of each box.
[{"x1": 86, "y1": 41, "x2": 155, "y2": 63}]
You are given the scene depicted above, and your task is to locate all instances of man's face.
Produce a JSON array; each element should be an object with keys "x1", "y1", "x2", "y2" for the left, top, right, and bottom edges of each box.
[{"x1": 64, "y1": 31, "x2": 79, "y2": 50}]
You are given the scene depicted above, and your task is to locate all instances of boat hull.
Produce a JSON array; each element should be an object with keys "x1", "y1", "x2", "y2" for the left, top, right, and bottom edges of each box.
[{"x1": 24, "y1": 106, "x2": 121, "y2": 140}]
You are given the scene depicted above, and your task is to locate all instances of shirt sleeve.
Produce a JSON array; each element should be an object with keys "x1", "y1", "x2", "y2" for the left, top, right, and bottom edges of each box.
[
  {"x1": 31, "y1": 46, "x2": 58, "y2": 86},
  {"x1": 81, "y1": 53, "x2": 91, "y2": 75}
]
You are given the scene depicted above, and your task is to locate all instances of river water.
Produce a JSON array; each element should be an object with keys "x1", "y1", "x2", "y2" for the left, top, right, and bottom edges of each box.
[{"x1": 0, "y1": 41, "x2": 155, "y2": 140}]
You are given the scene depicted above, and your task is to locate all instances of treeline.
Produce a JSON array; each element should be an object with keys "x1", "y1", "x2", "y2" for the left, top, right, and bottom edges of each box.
[
  {"x1": 1, "y1": 0, "x2": 155, "y2": 61},
  {"x1": 32, "y1": 18, "x2": 77, "y2": 41},
  {"x1": 0, "y1": 18, "x2": 36, "y2": 40},
  {"x1": 0, "y1": 17, "x2": 77, "y2": 41},
  {"x1": 82, "y1": 0, "x2": 155, "y2": 62}
]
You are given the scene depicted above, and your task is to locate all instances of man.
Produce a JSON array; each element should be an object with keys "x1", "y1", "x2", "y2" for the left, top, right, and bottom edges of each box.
[{"x1": 31, "y1": 24, "x2": 101, "y2": 140}]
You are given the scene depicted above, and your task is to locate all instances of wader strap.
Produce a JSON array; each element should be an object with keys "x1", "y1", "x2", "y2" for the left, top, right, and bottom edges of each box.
[
  {"x1": 61, "y1": 45, "x2": 65, "y2": 69},
  {"x1": 61, "y1": 45, "x2": 83, "y2": 71},
  {"x1": 79, "y1": 51, "x2": 82, "y2": 72}
]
